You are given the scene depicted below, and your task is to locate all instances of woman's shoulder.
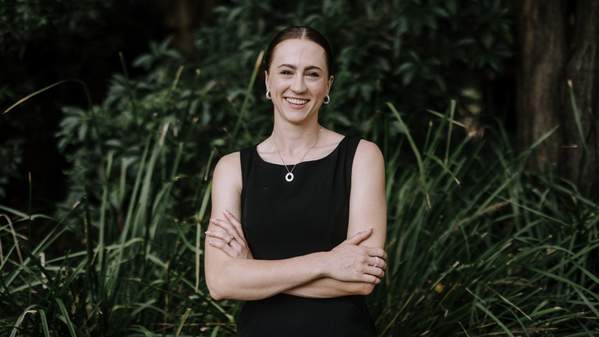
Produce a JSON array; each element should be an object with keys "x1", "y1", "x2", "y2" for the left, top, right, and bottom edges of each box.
[
  {"x1": 213, "y1": 151, "x2": 241, "y2": 182},
  {"x1": 353, "y1": 138, "x2": 384, "y2": 171},
  {"x1": 215, "y1": 151, "x2": 240, "y2": 169},
  {"x1": 211, "y1": 151, "x2": 243, "y2": 194},
  {"x1": 321, "y1": 129, "x2": 382, "y2": 162},
  {"x1": 350, "y1": 138, "x2": 385, "y2": 197}
]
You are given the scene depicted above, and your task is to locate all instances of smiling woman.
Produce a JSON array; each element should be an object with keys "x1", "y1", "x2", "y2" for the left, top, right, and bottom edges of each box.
[
  {"x1": 266, "y1": 37, "x2": 332, "y2": 127},
  {"x1": 203, "y1": 26, "x2": 387, "y2": 337}
]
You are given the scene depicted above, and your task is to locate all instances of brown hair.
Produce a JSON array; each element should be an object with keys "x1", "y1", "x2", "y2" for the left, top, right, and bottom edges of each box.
[{"x1": 263, "y1": 26, "x2": 335, "y2": 77}]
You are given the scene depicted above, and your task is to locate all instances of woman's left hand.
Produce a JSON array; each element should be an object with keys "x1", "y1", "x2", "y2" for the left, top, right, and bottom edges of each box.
[{"x1": 206, "y1": 210, "x2": 253, "y2": 259}]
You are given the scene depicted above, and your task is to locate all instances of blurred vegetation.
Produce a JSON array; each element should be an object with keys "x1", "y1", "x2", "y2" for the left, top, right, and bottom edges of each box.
[
  {"x1": 1, "y1": 0, "x2": 598, "y2": 336},
  {"x1": 49, "y1": 0, "x2": 515, "y2": 213},
  {"x1": 0, "y1": 0, "x2": 164, "y2": 203}
]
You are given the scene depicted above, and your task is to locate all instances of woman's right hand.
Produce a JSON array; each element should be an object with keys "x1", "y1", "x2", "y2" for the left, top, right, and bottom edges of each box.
[
  {"x1": 206, "y1": 210, "x2": 253, "y2": 259},
  {"x1": 324, "y1": 228, "x2": 387, "y2": 284}
]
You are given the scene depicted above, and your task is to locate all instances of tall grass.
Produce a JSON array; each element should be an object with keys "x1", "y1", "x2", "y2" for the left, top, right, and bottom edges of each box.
[
  {"x1": 1, "y1": 59, "x2": 598, "y2": 336},
  {"x1": 370, "y1": 103, "x2": 599, "y2": 336}
]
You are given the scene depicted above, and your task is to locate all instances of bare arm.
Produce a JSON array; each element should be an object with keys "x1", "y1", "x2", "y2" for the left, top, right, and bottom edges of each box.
[
  {"x1": 204, "y1": 153, "x2": 323, "y2": 300},
  {"x1": 208, "y1": 250, "x2": 329, "y2": 301},
  {"x1": 282, "y1": 140, "x2": 388, "y2": 297},
  {"x1": 283, "y1": 278, "x2": 371, "y2": 298},
  {"x1": 208, "y1": 211, "x2": 383, "y2": 299},
  {"x1": 209, "y1": 216, "x2": 383, "y2": 299},
  {"x1": 204, "y1": 152, "x2": 385, "y2": 301}
]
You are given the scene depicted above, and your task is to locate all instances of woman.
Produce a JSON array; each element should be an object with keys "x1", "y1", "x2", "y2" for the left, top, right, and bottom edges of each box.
[{"x1": 204, "y1": 26, "x2": 387, "y2": 337}]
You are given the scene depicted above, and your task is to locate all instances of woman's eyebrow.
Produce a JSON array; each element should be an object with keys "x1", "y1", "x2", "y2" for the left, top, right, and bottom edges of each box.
[
  {"x1": 277, "y1": 64, "x2": 323, "y2": 71},
  {"x1": 304, "y1": 65, "x2": 323, "y2": 71}
]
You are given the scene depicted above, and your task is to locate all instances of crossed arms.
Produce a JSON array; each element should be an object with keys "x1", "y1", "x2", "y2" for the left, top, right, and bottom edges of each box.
[{"x1": 203, "y1": 140, "x2": 387, "y2": 301}]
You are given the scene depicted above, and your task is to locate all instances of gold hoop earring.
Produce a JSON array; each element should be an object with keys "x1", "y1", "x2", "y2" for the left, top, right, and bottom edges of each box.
[
  {"x1": 266, "y1": 90, "x2": 272, "y2": 100},
  {"x1": 323, "y1": 95, "x2": 331, "y2": 105}
]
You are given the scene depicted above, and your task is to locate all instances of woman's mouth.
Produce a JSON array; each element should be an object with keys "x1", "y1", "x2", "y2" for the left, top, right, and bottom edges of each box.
[{"x1": 284, "y1": 97, "x2": 310, "y2": 108}]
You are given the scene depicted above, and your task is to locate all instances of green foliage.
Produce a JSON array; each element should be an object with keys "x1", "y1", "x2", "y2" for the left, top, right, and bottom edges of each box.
[
  {"x1": 372, "y1": 103, "x2": 599, "y2": 335},
  {"x1": 0, "y1": 126, "x2": 226, "y2": 336},
  {"x1": 195, "y1": 0, "x2": 514, "y2": 137},
  {"x1": 0, "y1": 0, "x2": 112, "y2": 51},
  {"x1": 0, "y1": 137, "x2": 22, "y2": 199},
  {"x1": 4, "y1": 0, "x2": 598, "y2": 336},
  {"x1": 54, "y1": 39, "x2": 221, "y2": 219},
  {"x1": 0, "y1": 82, "x2": 23, "y2": 198},
  {"x1": 0, "y1": 83, "x2": 22, "y2": 199},
  {"x1": 2, "y1": 100, "x2": 598, "y2": 335},
  {"x1": 50, "y1": 0, "x2": 515, "y2": 214}
]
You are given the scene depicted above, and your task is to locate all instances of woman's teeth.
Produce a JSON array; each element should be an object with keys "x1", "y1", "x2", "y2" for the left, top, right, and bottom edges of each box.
[{"x1": 285, "y1": 97, "x2": 309, "y2": 105}]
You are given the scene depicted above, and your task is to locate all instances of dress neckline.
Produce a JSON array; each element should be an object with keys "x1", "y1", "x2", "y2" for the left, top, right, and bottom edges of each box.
[{"x1": 254, "y1": 135, "x2": 348, "y2": 167}]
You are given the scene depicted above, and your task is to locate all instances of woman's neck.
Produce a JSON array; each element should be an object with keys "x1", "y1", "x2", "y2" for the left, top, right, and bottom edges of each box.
[{"x1": 269, "y1": 122, "x2": 321, "y2": 157}]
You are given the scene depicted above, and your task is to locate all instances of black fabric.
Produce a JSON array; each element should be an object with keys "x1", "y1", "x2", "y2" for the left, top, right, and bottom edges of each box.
[{"x1": 236, "y1": 135, "x2": 376, "y2": 337}]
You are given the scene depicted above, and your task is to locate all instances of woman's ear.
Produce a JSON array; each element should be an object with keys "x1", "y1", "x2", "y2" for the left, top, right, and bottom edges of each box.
[
  {"x1": 328, "y1": 75, "x2": 334, "y2": 91},
  {"x1": 264, "y1": 70, "x2": 270, "y2": 91}
]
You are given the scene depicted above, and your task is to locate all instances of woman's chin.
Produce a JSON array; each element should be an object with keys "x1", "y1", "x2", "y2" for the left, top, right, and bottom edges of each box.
[
  {"x1": 281, "y1": 109, "x2": 314, "y2": 124},
  {"x1": 273, "y1": 103, "x2": 320, "y2": 124}
]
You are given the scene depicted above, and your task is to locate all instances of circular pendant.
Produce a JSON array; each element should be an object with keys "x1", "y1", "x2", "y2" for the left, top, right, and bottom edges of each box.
[{"x1": 285, "y1": 172, "x2": 294, "y2": 182}]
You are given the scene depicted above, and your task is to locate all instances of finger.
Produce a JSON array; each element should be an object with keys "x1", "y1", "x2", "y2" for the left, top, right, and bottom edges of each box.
[
  {"x1": 362, "y1": 245, "x2": 388, "y2": 260},
  {"x1": 208, "y1": 238, "x2": 248, "y2": 259},
  {"x1": 210, "y1": 219, "x2": 246, "y2": 247},
  {"x1": 207, "y1": 234, "x2": 246, "y2": 258},
  {"x1": 361, "y1": 273, "x2": 380, "y2": 284},
  {"x1": 207, "y1": 231, "x2": 244, "y2": 250},
  {"x1": 381, "y1": 259, "x2": 387, "y2": 270},
  {"x1": 223, "y1": 210, "x2": 247, "y2": 241},
  {"x1": 207, "y1": 222, "x2": 242, "y2": 247},
  {"x1": 347, "y1": 228, "x2": 373, "y2": 245},
  {"x1": 205, "y1": 229, "x2": 233, "y2": 243},
  {"x1": 224, "y1": 237, "x2": 245, "y2": 257},
  {"x1": 368, "y1": 256, "x2": 387, "y2": 270},
  {"x1": 228, "y1": 238, "x2": 244, "y2": 252},
  {"x1": 367, "y1": 247, "x2": 386, "y2": 260},
  {"x1": 207, "y1": 238, "x2": 237, "y2": 258},
  {"x1": 364, "y1": 266, "x2": 385, "y2": 279},
  {"x1": 217, "y1": 214, "x2": 246, "y2": 244}
]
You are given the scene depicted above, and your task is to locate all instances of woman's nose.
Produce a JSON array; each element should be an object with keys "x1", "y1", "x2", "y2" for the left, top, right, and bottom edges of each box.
[{"x1": 290, "y1": 74, "x2": 307, "y2": 92}]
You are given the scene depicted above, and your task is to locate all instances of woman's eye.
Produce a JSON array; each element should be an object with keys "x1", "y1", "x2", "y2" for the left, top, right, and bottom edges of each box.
[
  {"x1": 280, "y1": 70, "x2": 293, "y2": 75},
  {"x1": 306, "y1": 72, "x2": 319, "y2": 78}
]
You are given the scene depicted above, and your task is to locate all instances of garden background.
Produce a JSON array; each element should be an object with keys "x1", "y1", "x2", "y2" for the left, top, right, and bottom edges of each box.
[{"x1": 1, "y1": 0, "x2": 598, "y2": 336}]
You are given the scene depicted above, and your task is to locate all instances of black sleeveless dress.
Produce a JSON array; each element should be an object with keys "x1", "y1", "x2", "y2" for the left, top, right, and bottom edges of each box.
[{"x1": 237, "y1": 135, "x2": 376, "y2": 337}]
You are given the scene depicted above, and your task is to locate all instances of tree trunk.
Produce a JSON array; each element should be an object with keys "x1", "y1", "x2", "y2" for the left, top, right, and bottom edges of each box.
[
  {"x1": 517, "y1": 0, "x2": 599, "y2": 196},
  {"x1": 159, "y1": 0, "x2": 215, "y2": 55}
]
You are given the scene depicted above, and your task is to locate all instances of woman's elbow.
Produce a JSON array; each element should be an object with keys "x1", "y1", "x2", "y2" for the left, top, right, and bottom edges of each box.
[
  {"x1": 208, "y1": 284, "x2": 225, "y2": 301},
  {"x1": 206, "y1": 272, "x2": 230, "y2": 301},
  {"x1": 205, "y1": 259, "x2": 237, "y2": 300}
]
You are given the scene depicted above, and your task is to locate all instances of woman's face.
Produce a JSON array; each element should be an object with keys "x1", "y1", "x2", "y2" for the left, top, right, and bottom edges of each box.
[{"x1": 265, "y1": 38, "x2": 332, "y2": 125}]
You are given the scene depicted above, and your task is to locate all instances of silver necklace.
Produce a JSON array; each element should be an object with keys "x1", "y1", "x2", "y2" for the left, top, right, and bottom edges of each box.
[{"x1": 273, "y1": 130, "x2": 320, "y2": 182}]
